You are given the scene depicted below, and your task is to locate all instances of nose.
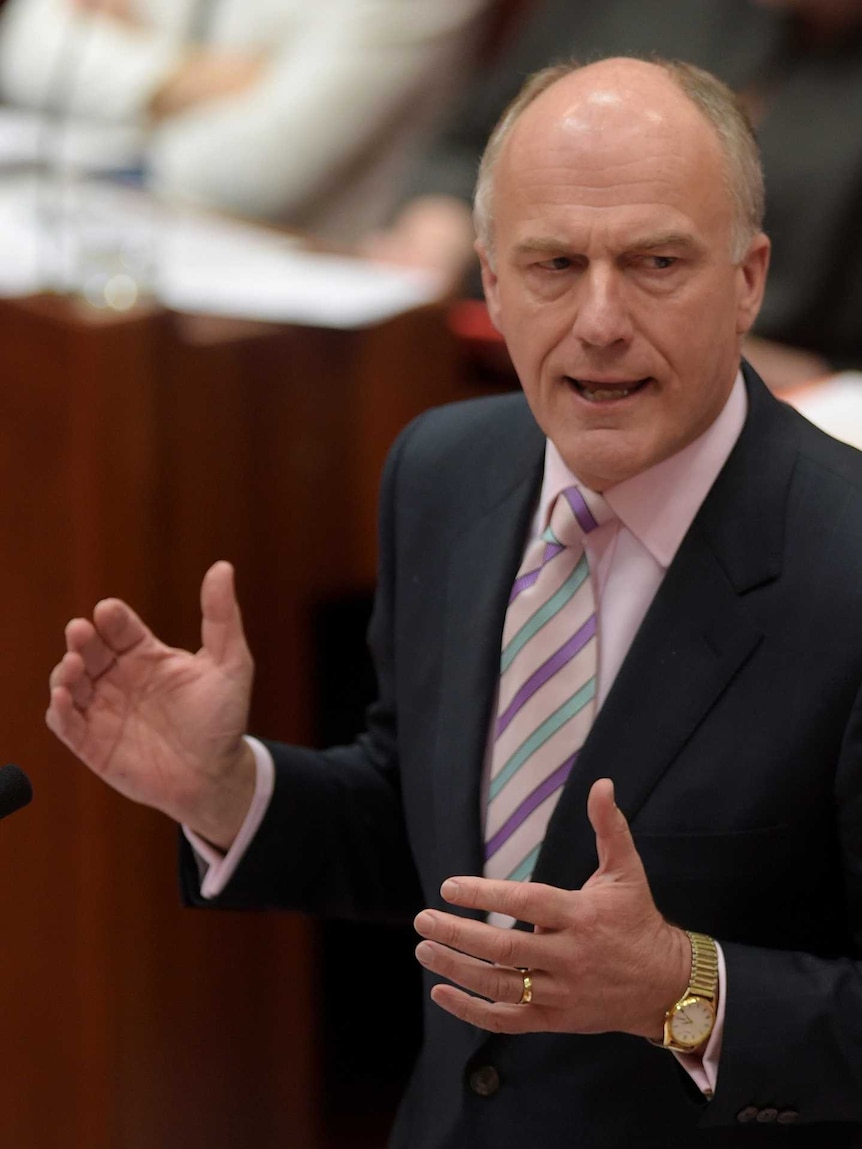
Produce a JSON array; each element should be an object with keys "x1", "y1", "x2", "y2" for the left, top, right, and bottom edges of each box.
[{"x1": 571, "y1": 265, "x2": 633, "y2": 349}]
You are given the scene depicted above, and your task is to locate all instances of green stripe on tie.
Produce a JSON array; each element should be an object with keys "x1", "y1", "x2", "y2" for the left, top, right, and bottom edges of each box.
[
  {"x1": 507, "y1": 843, "x2": 541, "y2": 883},
  {"x1": 501, "y1": 554, "x2": 589, "y2": 674},
  {"x1": 489, "y1": 677, "x2": 596, "y2": 800}
]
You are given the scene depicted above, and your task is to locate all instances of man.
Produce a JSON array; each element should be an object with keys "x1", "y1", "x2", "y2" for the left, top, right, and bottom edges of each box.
[{"x1": 47, "y1": 57, "x2": 862, "y2": 1146}]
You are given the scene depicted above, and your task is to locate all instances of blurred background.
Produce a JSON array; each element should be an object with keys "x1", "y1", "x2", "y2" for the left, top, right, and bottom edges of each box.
[{"x1": 0, "y1": 1, "x2": 859, "y2": 1146}]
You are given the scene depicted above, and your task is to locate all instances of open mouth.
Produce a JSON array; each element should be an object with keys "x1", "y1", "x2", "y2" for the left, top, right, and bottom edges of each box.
[{"x1": 565, "y1": 376, "x2": 651, "y2": 403}]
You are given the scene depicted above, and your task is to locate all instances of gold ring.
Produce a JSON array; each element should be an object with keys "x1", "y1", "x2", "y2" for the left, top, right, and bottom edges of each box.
[{"x1": 515, "y1": 967, "x2": 533, "y2": 1005}]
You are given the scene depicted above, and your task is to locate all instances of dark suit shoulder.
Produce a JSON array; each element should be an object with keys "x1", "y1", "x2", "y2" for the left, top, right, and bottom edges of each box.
[
  {"x1": 790, "y1": 401, "x2": 862, "y2": 490},
  {"x1": 399, "y1": 392, "x2": 537, "y2": 463},
  {"x1": 386, "y1": 392, "x2": 544, "y2": 514}
]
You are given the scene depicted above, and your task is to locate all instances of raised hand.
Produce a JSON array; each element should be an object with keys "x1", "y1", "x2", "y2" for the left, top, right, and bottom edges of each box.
[
  {"x1": 46, "y1": 561, "x2": 256, "y2": 849},
  {"x1": 414, "y1": 778, "x2": 690, "y2": 1039}
]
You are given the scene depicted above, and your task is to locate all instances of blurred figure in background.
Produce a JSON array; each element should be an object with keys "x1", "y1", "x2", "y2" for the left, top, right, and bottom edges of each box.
[
  {"x1": 371, "y1": 0, "x2": 862, "y2": 388},
  {"x1": 0, "y1": 0, "x2": 492, "y2": 242}
]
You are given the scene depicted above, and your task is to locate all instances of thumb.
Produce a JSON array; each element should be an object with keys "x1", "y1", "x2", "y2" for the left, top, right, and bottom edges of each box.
[
  {"x1": 587, "y1": 778, "x2": 643, "y2": 879},
  {"x1": 200, "y1": 561, "x2": 250, "y2": 667}
]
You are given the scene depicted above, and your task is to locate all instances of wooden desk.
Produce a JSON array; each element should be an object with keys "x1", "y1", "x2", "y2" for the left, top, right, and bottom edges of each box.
[{"x1": 0, "y1": 294, "x2": 497, "y2": 1149}]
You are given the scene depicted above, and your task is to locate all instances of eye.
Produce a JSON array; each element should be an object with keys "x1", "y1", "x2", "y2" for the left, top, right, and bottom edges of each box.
[
  {"x1": 537, "y1": 256, "x2": 572, "y2": 272},
  {"x1": 645, "y1": 255, "x2": 677, "y2": 270}
]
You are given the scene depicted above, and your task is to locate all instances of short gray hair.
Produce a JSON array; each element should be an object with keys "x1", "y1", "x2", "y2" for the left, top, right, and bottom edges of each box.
[{"x1": 473, "y1": 57, "x2": 765, "y2": 264}]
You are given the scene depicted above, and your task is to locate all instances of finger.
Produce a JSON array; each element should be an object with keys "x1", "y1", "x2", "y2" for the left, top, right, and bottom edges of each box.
[
  {"x1": 587, "y1": 778, "x2": 642, "y2": 878},
  {"x1": 429, "y1": 983, "x2": 551, "y2": 1035},
  {"x1": 414, "y1": 909, "x2": 538, "y2": 969},
  {"x1": 91, "y1": 598, "x2": 150, "y2": 659},
  {"x1": 49, "y1": 652, "x2": 94, "y2": 710},
  {"x1": 440, "y1": 876, "x2": 573, "y2": 930},
  {"x1": 45, "y1": 685, "x2": 88, "y2": 752},
  {"x1": 65, "y1": 618, "x2": 117, "y2": 681},
  {"x1": 415, "y1": 941, "x2": 531, "y2": 1006},
  {"x1": 200, "y1": 561, "x2": 251, "y2": 668},
  {"x1": 49, "y1": 651, "x2": 77, "y2": 692}
]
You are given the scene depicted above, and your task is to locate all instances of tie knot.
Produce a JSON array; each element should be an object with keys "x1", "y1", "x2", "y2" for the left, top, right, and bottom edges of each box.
[{"x1": 544, "y1": 485, "x2": 612, "y2": 549}]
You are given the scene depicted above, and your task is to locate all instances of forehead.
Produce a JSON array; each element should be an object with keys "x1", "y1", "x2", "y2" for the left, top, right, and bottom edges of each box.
[{"x1": 495, "y1": 71, "x2": 733, "y2": 248}]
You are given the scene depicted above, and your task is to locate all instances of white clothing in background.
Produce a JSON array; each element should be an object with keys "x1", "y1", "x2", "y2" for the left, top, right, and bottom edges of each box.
[{"x1": 0, "y1": 0, "x2": 490, "y2": 239}]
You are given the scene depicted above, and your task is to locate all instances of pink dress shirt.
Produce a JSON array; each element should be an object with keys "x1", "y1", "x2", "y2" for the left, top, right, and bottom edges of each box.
[{"x1": 188, "y1": 370, "x2": 749, "y2": 1098}]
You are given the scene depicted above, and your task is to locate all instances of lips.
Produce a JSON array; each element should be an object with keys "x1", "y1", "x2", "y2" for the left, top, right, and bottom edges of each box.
[{"x1": 566, "y1": 376, "x2": 651, "y2": 403}]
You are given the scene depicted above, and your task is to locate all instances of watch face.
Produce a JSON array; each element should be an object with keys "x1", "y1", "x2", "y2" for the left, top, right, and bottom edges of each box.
[{"x1": 669, "y1": 997, "x2": 715, "y2": 1049}]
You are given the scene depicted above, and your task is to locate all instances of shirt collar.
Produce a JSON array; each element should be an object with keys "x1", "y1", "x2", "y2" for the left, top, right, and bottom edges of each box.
[{"x1": 539, "y1": 370, "x2": 748, "y2": 570}]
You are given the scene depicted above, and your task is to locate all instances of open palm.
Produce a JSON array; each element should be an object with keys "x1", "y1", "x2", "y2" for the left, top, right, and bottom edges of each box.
[{"x1": 46, "y1": 562, "x2": 256, "y2": 845}]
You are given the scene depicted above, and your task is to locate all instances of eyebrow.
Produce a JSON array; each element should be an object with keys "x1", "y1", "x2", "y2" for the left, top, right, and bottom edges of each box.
[
  {"x1": 626, "y1": 231, "x2": 700, "y2": 252},
  {"x1": 512, "y1": 231, "x2": 701, "y2": 258}
]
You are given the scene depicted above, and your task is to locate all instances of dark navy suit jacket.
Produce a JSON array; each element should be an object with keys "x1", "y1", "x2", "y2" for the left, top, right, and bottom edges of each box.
[{"x1": 184, "y1": 364, "x2": 862, "y2": 1147}]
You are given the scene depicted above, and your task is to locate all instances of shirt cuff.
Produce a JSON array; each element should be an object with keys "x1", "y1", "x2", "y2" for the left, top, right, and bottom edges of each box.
[
  {"x1": 182, "y1": 736, "x2": 275, "y2": 900},
  {"x1": 673, "y1": 941, "x2": 727, "y2": 1097}
]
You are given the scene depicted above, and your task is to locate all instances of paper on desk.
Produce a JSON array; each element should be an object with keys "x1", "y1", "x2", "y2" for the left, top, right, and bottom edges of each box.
[
  {"x1": 788, "y1": 373, "x2": 862, "y2": 450},
  {"x1": 0, "y1": 106, "x2": 144, "y2": 171},
  {"x1": 0, "y1": 176, "x2": 43, "y2": 295},
  {"x1": 159, "y1": 229, "x2": 443, "y2": 328},
  {"x1": 0, "y1": 172, "x2": 443, "y2": 327}
]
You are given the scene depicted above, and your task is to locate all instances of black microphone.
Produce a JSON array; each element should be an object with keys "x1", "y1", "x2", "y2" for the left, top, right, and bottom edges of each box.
[{"x1": 0, "y1": 766, "x2": 33, "y2": 820}]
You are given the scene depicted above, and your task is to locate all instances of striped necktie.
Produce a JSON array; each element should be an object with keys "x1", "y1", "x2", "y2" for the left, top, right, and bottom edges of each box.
[{"x1": 484, "y1": 485, "x2": 610, "y2": 886}]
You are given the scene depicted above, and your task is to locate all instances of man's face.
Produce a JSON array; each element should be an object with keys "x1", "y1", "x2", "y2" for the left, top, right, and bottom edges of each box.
[{"x1": 477, "y1": 61, "x2": 770, "y2": 491}]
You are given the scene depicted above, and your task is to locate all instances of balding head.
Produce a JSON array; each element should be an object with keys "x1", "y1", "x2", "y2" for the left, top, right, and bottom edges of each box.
[{"x1": 474, "y1": 57, "x2": 764, "y2": 265}]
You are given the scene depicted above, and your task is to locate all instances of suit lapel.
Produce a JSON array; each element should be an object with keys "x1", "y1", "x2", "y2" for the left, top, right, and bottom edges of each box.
[{"x1": 532, "y1": 366, "x2": 801, "y2": 893}]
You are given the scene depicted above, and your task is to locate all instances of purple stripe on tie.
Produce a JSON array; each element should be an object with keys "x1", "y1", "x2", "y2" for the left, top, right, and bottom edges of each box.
[
  {"x1": 485, "y1": 752, "x2": 578, "y2": 860},
  {"x1": 509, "y1": 566, "x2": 541, "y2": 602},
  {"x1": 563, "y1": 487, "x2": 599, "y2": 534},
  {"x1": 495, "y1": 614, "x2": 596, "y2": 738},
  {"x1": 508, "y1": 542, "x2": 564, "y2": 604}
]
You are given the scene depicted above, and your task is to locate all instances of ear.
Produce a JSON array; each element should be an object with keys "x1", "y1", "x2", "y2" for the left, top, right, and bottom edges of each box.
[
  {"x1": 735, "y1": 232, "x2": 771, "y2": 336},
  {"x1": 475, "y1": 239, "x2": 504, "y2": 334}
]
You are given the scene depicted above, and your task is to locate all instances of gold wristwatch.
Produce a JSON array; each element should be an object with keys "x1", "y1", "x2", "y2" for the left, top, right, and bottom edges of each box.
[{"x1": 656, "y1": 931, "x2": 718, "y2": 1053}]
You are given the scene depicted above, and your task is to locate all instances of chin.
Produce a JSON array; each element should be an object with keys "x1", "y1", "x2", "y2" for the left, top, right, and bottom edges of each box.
[{"x1": 561, "y1": 439, "x2": 647, "y2": 492}]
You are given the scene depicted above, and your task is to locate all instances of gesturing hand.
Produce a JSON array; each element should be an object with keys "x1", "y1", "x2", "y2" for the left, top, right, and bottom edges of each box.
[
  {"x1": 414, "y1": 779, "x2": 690, "y2": 1039},
  {"x1": 46, "y1": 561, "x2": 256, "y2": 849}
]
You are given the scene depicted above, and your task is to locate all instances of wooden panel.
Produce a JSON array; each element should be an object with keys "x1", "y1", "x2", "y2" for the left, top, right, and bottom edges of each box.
[
  {"x1": 0, "y1": 297, "x2": 319, "y2": 1149},
  {"x1": 0, "y1": 292, "x2": 498, "y2": 1149}
]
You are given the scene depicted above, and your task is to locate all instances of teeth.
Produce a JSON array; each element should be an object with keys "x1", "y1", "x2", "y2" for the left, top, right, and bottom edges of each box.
[
  {"x1": 574, "y1": 379, "x2": 634, "y2": 402},
  {"x1": 587, "y1": 387, "x2": 630, "y2": 402}
]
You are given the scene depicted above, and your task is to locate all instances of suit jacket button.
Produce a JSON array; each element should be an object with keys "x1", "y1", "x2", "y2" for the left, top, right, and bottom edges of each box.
[
  {"x1": 736, "y1": 1106, "x2": 760, "y2": 1124},
  {"x1": 756, "y1": 1108, "x2": 778, "y2": 1123},
  {"x1": 468, "y1": 1065, "x2": 501, "y2": 1097},
  {"x1": 777, "y1": 1110, "x2": 800, "y2": 1125}
]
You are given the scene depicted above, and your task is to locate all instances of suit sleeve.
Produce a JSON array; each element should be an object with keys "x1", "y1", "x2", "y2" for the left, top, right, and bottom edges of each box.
[
  {"x1": 181, "y1": 414, "x2": 425, "y2": 922},
  {"x1": 700, "y1": 678, "x2": 862, "y2": 1128}
]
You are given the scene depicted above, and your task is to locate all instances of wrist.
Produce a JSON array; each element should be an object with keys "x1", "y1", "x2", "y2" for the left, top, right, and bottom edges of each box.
[
  {"x1": 184, "y1": 739, "x2": 257, "y2": 850},
  {"x1": 636, "y1": 923, "x2": 691, "y2": 1041},
  {"x1": 650, "y1": 930, "x2": 720, "y2": 1052}
]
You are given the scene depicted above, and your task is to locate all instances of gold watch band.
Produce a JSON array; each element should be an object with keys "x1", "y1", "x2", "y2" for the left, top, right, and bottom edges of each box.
[{"x1": 686, "y1": 930, "x2": 719, "y2": 1000}]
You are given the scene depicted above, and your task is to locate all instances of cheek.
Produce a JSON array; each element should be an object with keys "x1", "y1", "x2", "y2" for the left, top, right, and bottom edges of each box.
[{"x1": 497, "y1": 302, "x2": 562, "y2": 368}]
